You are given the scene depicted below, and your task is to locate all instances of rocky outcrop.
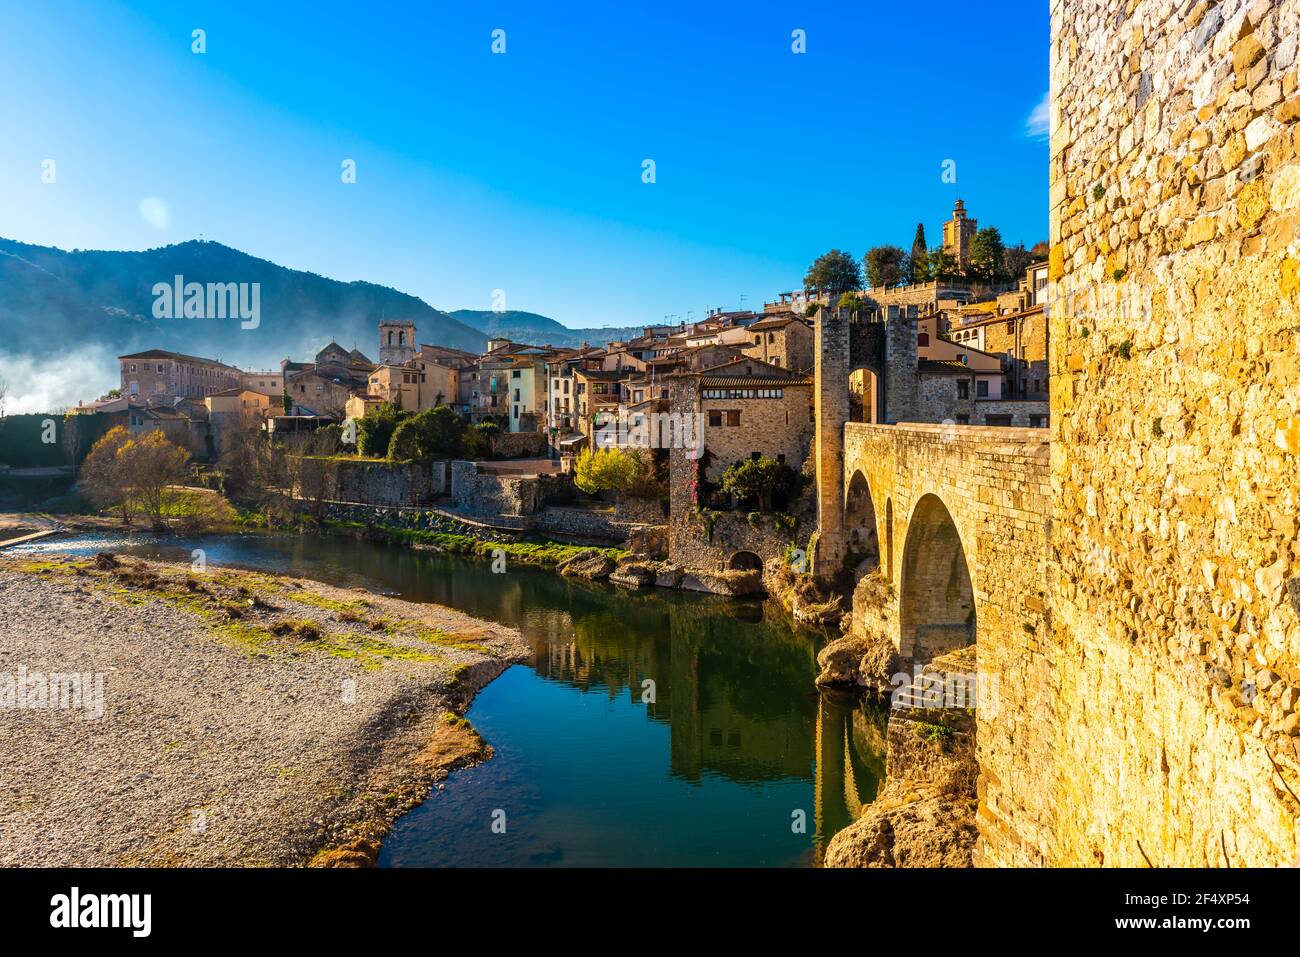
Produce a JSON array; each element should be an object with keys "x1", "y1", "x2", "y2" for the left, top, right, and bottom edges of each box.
[
  {"x1": 825, "y1": 656, "x2": 979, "y2": 868},
  {"x1": 653, "y1": 562, "x2": 685, "y2": 588},
  {"x1": 815, "y1": 635, "x2": 875, "y2": 689},
  {"x1": 824, "y1": 788, "x2": 977, "y2": 868},
  {"x1": 555, "y1": 550, "x2": 615, "y2": 581},
  {"x1": 681, "y1": 569, "x2": 763, "y2": 596},
  {"x1": 609, "y1": 560, "x2": 656, "y2": 587}
]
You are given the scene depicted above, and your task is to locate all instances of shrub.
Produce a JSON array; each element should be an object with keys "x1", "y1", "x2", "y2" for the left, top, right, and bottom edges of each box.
[
  {"x1": 719, "y1": 456, "x2": 801, "y2": 510},
  {"x1": 574, "y1": 446, "x2": 642, "y2": 494},
  {"x1": 385, "y1": 405, "x2": 465, "y2": 461},
  {"x1": 356, "y1": 403, "x2": 405, "y2": 457}
]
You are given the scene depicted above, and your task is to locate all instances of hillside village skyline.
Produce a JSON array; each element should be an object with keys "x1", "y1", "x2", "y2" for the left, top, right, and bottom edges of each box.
[{"x1": 0, "y1": 195, "x2": 1043, "y2": 414}]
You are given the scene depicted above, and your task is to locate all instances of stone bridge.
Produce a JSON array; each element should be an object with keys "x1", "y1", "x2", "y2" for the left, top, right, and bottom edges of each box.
[{"x1": 828, "y1": 421, "x2": 1057, "y2": 865}]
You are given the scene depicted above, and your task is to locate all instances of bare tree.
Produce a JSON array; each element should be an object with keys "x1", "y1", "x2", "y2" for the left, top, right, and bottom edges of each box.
[{"x1": 81, "y1": 427, "x2": 135, "y2": 524}]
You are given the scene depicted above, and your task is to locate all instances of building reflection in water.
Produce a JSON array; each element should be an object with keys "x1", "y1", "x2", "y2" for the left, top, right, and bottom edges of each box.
[{"x1": 517, "y1": 579, "x2": 885, "y2": 860}]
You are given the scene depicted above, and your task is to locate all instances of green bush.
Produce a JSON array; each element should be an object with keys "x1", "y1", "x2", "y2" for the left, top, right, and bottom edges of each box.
[
  {"x1": 719, "y1": 456, "x2": 801, "y2": 510},
  {"x1": 356, "y1": 403, "x2": 405, "y2": 457}
]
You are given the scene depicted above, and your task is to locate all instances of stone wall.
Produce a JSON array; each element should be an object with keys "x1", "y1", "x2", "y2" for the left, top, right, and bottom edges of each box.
[
  {"x1": 328, "y1": 459, "x2": 434, "y2": 507},
  {"x1": 491, "y1": 430, "x2": 548, "y2": 459},
  {"x1": 1047, "y1": 0, "x2": 1300, "y2": 866},
  {"x1": 450, "y1": 460, "x2": 541, "y2": 516},
  {"x1": 668, "y1": 510, "x2": 802, "y2": 573},
  {"x1": 972, "y1": 399, "x2": 1050, "y2": 428}
]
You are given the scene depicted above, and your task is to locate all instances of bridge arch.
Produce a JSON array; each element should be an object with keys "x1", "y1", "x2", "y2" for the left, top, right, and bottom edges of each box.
[
  {"x1": 844, "y1": 470, "x2": 880, "y2": 576},
  {"x1": 899, "y1": 493, "x2": 975, "y2": 663},
  {"x1": 726, "y1": 550, "x2": 763, "y2": 572}
]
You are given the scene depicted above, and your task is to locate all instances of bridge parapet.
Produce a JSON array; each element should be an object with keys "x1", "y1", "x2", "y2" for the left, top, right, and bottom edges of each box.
[{"x1": 841, "y1": 420, "x2": 1055, "y2": 864}]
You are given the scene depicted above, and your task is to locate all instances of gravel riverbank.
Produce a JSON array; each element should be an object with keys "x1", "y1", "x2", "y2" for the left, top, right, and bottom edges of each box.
[{"x1": 0, "y1": 550, "x2": 529, "y2": 866}]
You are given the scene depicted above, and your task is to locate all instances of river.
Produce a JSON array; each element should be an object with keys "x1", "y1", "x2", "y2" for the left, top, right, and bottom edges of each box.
[{"x1": 13, "y1": 530, "x2": 886, "y2": 866}]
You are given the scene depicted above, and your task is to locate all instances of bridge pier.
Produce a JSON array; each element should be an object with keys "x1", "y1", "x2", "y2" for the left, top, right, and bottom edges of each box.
[{"x1": 813, "y1": 306, "x2": 849, "y2": 578}]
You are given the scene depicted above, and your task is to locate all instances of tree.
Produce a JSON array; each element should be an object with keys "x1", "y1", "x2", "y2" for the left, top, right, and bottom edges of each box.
[
  {"x1": 1029, "y1": 240, "x2": 1050, "y2": 261},
  {"x1": 803, "y1": 249, "x2": 862, "y2": 297},
  {"x1": 459, "y1": 421, "x2": 500, "y2": 460},
  {"x1": 910, "y1": 223, "x2": 929, "y2": 283},
  {"x1": 967, "y1": 226, "x2": 1006, "y2": 284},
  {"x1": 1002, "y1": 242, "x2": 1035, "y2": 282},
  {"x1": 574, "y1": 447, "x2": 643, "y2": 494},
  {"x1": 81, "y1": 426, "x2": 135, "y2": 524},
  {"x1": 387, "y1": 406, "x2": 464, "y2": 461},
  {"x1": 864, "y1": 245, "x2": 909, "y2": 289},
  {"x1": 356, "y1": 403, "x2": 405, "y2": 457},
  {"x1": 927, "y1": 246, "x2": 959, "y2": 281},
  {"x1": 283, "y1": 430, "x2": 339, "y2": 522},
  {"x1": 719, "y1": 456, "x2": 801, "y2": 511},
  {"x1": 123, "y1": 431, "x2": 193, "y2": 527},
  {"x1": 81, "y1": 427, "x2": 191, "y2": 528}
]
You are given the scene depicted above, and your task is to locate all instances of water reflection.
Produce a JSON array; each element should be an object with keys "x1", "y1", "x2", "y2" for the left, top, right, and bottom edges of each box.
[{"x1": 15, "y1": 532, "x2": 886, "y2": 865}]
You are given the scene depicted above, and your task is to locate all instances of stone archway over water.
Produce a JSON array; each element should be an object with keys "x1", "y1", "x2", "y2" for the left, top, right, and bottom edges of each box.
[
  {"x1": 899, "y1": 493, "x2": 974, "y2": 664},
  {"x1": 844, "y1": 470, "x2": 880, "y2": 576}
]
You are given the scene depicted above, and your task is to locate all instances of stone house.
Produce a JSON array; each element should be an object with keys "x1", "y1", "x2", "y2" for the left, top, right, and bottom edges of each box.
[
  {"x1": 670, "y1": 356, "x2": 814, "y2": 487},
  {"x1": 119, "y1": 350, "x2": 241, "y2": 401},
  {"x1": 740, "y1": 313, "x2": 815, "y2": 371}
]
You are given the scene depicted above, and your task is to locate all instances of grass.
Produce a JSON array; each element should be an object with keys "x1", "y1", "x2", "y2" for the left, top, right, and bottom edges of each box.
[
  {"x1": 289, "y1": 591, "x2": 372, "y2": 615},
  {"x1": 916, "y1": 721, "x2": 956, "y2": 744},
  {"x1": 11, "y1": 556, "x2": 463, "y2": 669},
  {"x1": 323, "y1": 520, "x2": 626, "y2": 567}
]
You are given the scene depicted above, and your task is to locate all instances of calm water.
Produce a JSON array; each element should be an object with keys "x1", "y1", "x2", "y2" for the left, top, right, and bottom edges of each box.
[{"x1": 14, "y1": 530, "x2": 886, "y2": 866}]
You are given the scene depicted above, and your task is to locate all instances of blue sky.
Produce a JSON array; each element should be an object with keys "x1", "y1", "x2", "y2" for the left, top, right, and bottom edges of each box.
[{"x1": 2, "y1": 0, "x2": 1049, "y2": 330}]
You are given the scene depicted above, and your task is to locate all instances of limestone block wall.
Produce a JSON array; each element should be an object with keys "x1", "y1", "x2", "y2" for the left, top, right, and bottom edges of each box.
[
  {"x1": 450, "y1": 460, "x2": 541, "y2": 517},
  {"x1": 668, "y1": 510, "x2": 802, "y2": 572},
  {"x1": 1050, "y1": 0, "x2": 1300, "y2": 865},
  {"x1": 328, "y1": 459, "x2": 434, "y2": 507}
]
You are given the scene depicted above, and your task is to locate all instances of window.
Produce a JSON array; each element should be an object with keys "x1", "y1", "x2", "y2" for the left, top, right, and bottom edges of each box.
[
  {"x1": 1030, "y1": 415, "x2": 1045, "y2": 428},
  {"x1": 918, "y1": 332, "x2": 929, "y2": 346},
  {"x1": 986, "y1": 414, "x2": 1013, "y2": 427},
  {"x1": 512, "y1": 370, "x2": 521, "y2": 379},
  {"x1": 976, "y1": 380, "x2": 989, "y2": 398},
  {"x1": 957, "y1": 380, "x2": 969, "y2": 399},
  {"x1": 708, "y1": 411, "x2": 722, "y2": 427},
  {"x1": 956, "y1": 414, "x2": 970, "y2": 424},
  {"x1": 726, "y1": 410, "x2": 741, "y2": 427}
]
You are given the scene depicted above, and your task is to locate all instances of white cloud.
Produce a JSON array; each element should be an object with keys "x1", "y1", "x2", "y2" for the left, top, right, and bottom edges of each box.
[
  {"x1": 0, "y1": 346, "x2": 118, "y2": 414},
  {"x1": 1026, "y1": 92, "x2": 1050, "y2": 140},
  {"x1": 138, "y1": 196, "x2": 171, "y2": 229}
]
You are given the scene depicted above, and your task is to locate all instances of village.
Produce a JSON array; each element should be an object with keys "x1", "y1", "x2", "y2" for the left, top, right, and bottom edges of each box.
[{"x1": 57, "y1": 199, "x2": 1049, "y2": 598}]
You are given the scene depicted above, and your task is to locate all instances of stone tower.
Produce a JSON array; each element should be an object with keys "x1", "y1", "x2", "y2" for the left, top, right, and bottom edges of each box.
[
  {"x1": 941, "y1": 198, "x2": 978, "y2": 270},
  {"x1": 813, "y1": 305, "x2": 850, "y2": 578},
  {"x1": 378, "y1": 319, "x2": 416, "y2": 366},
  {"x1": 882, "y1": 305, "x2": 918, "y2": 424}
]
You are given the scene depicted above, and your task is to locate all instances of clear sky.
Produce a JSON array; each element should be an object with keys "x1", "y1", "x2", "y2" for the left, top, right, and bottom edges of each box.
[{"x1": 2, "y1": 0, "x2": 1049, "y2": 330}]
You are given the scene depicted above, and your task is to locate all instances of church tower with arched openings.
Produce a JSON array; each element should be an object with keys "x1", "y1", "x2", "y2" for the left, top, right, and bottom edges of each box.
[{"x1": 379, "y1": 319, "x2": 416, "y2": 366}]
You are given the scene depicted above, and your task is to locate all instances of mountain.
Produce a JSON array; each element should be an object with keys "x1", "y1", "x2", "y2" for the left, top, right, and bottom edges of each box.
[
  {"x1": 0, "y1": 238, "x2": 489, "y2": 370},
  {"x1": 451, "y1": 309, "x2": 645, "y2": 350}
]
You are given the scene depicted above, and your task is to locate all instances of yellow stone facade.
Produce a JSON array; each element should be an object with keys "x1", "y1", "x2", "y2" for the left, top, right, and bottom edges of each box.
[{"x1": 1048, "y1": 0, "x2": 1300, "y2": 865}]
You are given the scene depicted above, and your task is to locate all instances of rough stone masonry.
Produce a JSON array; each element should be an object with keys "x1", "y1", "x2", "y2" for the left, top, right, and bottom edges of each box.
[{"x1": 1047, "y1": 0, "x2": 1300, "y2": 866}]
